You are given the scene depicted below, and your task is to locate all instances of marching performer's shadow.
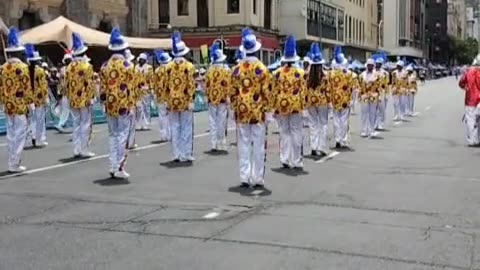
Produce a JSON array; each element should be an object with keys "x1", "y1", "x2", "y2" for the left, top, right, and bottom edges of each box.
[
  {"x1": 159, "y1": 160, "x2": 193, "y2": 169},
  {"x1": 271, "y1": 167, "x2": 309, "y2": 177},
  {"x1": 228, "y1": 185, "x2": 272, "y2": 197},
  {"x1": 93, "y1": 177, "x2": 130, "y2": 186}
]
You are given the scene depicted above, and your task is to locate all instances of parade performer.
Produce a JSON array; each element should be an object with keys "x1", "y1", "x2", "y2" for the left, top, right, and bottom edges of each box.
[
  {"x1": 25, "y1": 44, "x2": 49, "y2": 147},
  {"x1": 230, "y1": 28, "x2": 271, "y2": 188},
  {"x1": 124, "y1": 49, "x2": 139, "y2": 150},
  {"x1": 329, "y1": 46, "x2": 355, "y2": 149},
  {"x1": 165, "y1": 32, "x2": 196, "y2": 162},
  {"x1": 205, "y1": 43, "x2": 230, "y2": 152},
  {"x1": 391, "y1": 61, "x2": 409, "y2": 121},
  {"x1": 153, "y1": 49, "x2": 172, "y2": 142},
  {"x1": 306, "y1": 43, "x2": 330, "y2": 158},
  {"x1": 406, "y1": 65, "x2": 418, "y2": 116},
  {"x1": 99, "y1": 28, "x2": 135, "y2": 179},
  {"x1": 458, "y1": 55, "x2": 480, "y2": 147},
  {"x1": 373, "y1": 53, "x2": 389, "y2": 130},
  {"x1": 55, "y1": 50, "x2": 73, "y2": 132},
  {"x1": 135, "y1": 53, "x2": 153, "y2": 130},
  {"x1": 0, "y1": 27, "x2": 32, "y2": 172},
  {"x1": 272, "y1": 35, "x2": 306, "y2": 169},
  {"x1": 349, "y1": 64, "x2": 359, "y2": 115},
  {"x1": 358, "y1": 58, "x2": 380, "y2": 138},
  {"x1": 65, "y1": 33, "x2": 96, "y2": 158}
]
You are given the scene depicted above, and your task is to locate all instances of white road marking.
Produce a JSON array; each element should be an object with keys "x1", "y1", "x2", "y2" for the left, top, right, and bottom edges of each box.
[
  {"x1": 315, "y1": 151, "x2": 340, "y2": 164},
  {"x1": 425, "y1": 106, "x2": 431, "y2": 111},
  {"x1": 0, "y1": 143, "x2": 7, "y2": 147},
  {"x1": 203, "y1": 212, "x2": 220, "y2": 219},
  {"x1": 250, "y1": 190, "x2": 263, "y2": 195},
  {"x1": 0, "y1": 130, "x2": 230, "y2": 180},
  {"x1": 393, "y1": 121, "x2": 403, "y2": 126}
]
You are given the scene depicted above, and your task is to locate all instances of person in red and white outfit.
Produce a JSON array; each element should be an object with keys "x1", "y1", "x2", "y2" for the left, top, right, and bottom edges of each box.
[{"x1": 459, "y1": 54, "x2": 480, "y2": 147}]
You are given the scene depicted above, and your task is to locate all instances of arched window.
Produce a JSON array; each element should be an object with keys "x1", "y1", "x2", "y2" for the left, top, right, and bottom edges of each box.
[{"x1": 97, "y1": 20, "x2": 112, "y2": 33}]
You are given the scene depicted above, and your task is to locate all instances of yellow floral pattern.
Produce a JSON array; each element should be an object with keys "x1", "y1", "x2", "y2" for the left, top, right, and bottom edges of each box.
[
  {"x1": 153, "y1": 65, "x2": 169, "y2": 103},
  {"x1": 65, "y1": 59, "x2": 95, "y2": 109},
  {"x1": 100, "y1": 55, "x2": 136, "y2": 117},
  {"x1": 358, "y1": 71, "x2": 381, "y2": 103},
  {"x1": 164, "y1": 59, "x2": 196, "y2": 112},
  {"x1": 135, "y1": 64, "x2": 153, "y2": 98},
  {"x1": 306, "y1": 72, "x2": 331, "y2": 108},
  {"x1": 272, "y1": 66, "x2": 306, "y2": 115},
  {"x1": 407, "y1": 73, "x2": 418, "y2": 94},
  {"x1": 375, "y1": 69, "x2": 390, "y2": 96},
  {"x1": 206, "y1": 65, "x2": 231, "y2": 105},
  {"x1": 0, "y1": 61, "x2": 33, "y2": 115},
  {"x1": 230, "y1": 60, "x2": 271, "y2": 124},
  {"x1": 32, "y1": 66, "x2": 49, "y2": 106},
  {"x1": 391, "y1": 70, "x2": 408, "y2": 96},
  {"x1": 328, "y1": 69, "x2": 355, "y2": 111}
]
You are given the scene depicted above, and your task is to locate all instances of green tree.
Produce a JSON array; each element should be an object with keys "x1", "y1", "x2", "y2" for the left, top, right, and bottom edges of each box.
[{"x1": 449, "y1": 36, "x2": 478, "y2": 65}]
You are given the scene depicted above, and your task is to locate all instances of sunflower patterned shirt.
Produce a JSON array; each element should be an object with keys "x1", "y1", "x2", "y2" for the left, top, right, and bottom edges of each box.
[
  {"x1": 306, "y1": 72, "x2": 331, "y2": 108},
  {"x1": 153, "y1": 64, "x2": 169, "y2": 104},
  {"x1": 164, "y1": 58, "x2": 196, "y2": 112},
  {"x1": 358, "y1": 71, "x2": 381, "y2": 103},
  {"x1": 391, "y1": 70, "x2": 409, "y2": 96},
  {"x1": 328, "y1": 69, "x2": 355, "y2": 111},
  {"x1": 375, "y1": 68, "x2": 390, "y2": 97},
  {"x1": 271, "y1": 66, "x2": 307, "y2": 115},
  {"x1": 65, "y1": 58, "x2": 95, "y2": 109},
  {"x1": 205, "y1": 64, "x2": 231, "y2": 105},
  {"x1": 135, "y1": 64, "x2": 153, "y2": 98},
  {"x1": 0, "y1": 59, "x2": 33, "y2": 115},
  {"x1": 31, "y1": 66, "x2": 49, "y2": 106},
  {"x1": 407, "y1": 73, "x2": 418, "y2": 94},
  {"x1": 100, "y1": 54, "x2": 136, "y2": 117},
  {"x1": 230, "y1": 58, "x2": 271, "y2": 124}
]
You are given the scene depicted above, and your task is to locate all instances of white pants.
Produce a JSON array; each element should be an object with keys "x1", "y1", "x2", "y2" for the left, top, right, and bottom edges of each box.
[
  {"x1": 393, "y1": 95, "x2": 408, "y2": 120},
  {"x1": 107, "y1": 115, "x2": 130, "y2": 172},
  {"x1": 71, "y1": 107, "x2": 92, "y2": 155},
  {"x1": 308, "y1": 106, "x2": 329, "y2": 153},
  {"x1": 227, "y1": 106, "x2": 236, "y2": 128},
  {"x1": 57, "y1": 96, "x2": 71, "y2": 128},
  {"x1": 208, "y1": 103, "x2": 228, "y2": 149},
  {"x1": 137, "y1": 95, "x2": 152, "y2": 129},
  {"x1": 26, "y1": 107, "x2": 35, "y2": 145},
  {"x1": 33, "y1": 105, "x2": 47, "y2": 144},
  {"x1": 360, "y1": 102, "x2": 378, "y2": 136},
  {"x1": 157, "y1": 102, "x2": 170, "y2": 141},
  {"x1": 127, "y1": 109, "x2": 137, "y2": 148},
  {"x1": 237, "y1": 123, "x2": 266, "y2": 185},
  {"x1": 333, "y1": 108, "x2": 350, "y2": 146},
  {"x1": 407, "y1": 93, "x2": 415, "y2": 115},
  {"x1": 169, "y1": 111, "x2": 194, "y2": 161},
  {"x1": 465, "y1": 106, "x2": 480, "y2": 146},
  {"x1": 376, "y1": 97, "x2": 387, "y2": 129},
  {"x1": 7, "y1": 115, "x2": 27, "y2": 170},
  {"x1": 277, "y1": 114, "x2": 303, "y2": 167},
  {"x1": 351, "y1": 90, "x2": 358, "y2": 114}
]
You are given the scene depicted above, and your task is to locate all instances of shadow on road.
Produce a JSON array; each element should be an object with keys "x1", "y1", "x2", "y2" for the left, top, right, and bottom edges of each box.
[
  {"x1": 271, "y1": 167, "x2": 309, "y2": 177},
  {"x1": 228, "y1": 185, "x2": 272, "y2": 197},
  {"x1": 159, "y1": 160, "x2": 194, "y2": 169},
  {"x1": 93, "y1": 177, "x2": 130, "y2": 186},
  {"x1": 150, "y1": 140, "x2": 169, "y2": 145},
  {"x1": 58, "y1": 156, "x2": 91, "y2": 164},
  {"x1": 203, "y1": 150, "x2": 229, "y2": 156}
]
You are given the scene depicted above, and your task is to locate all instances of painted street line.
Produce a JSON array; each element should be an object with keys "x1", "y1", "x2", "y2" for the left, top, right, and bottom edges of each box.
[
  {"x1": 425, "y1": 106, "x2": 431, "y2": 111},
  {"x1": 203, "y1": 212, "x2": 220, "y2": 219},
  {"x1": 315, "y1": 151, "x2": 340, "y2": 164},
  {"x1": 0, "y1": 129, "x2": 235, "y2": 180}
]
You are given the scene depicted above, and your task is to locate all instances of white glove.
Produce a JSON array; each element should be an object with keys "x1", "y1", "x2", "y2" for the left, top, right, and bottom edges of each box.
[
  {"x1": 136, "y1": 101, "x2": 142, "y2": 107},
  {"x1": 302, "y1": 110, "x2": 309, "y2": 118},
  {"x1": 266, "y1": 112, "x2": 274, "y2": 123},
  {"x1": 29, "y1": 104, "x2": 35, "y2": 111},
  {"x1": 188, "y1": 103, "x2": 194, "y2": 111},
  {"x1": 46, "y1": 98, "x2": 50, "y2": 105}
]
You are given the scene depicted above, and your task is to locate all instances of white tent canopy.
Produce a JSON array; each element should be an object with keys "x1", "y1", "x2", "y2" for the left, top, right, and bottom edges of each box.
[{"x1": 20, "y1": 16, "x2": 171, "y2": 50}]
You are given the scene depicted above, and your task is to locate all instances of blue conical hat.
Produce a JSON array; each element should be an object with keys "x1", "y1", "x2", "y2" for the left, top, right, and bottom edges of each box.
[
  {"x1": 281, "y1": 35, "x2": 300, "y2": 63},
  {"x1": 239, "y1": 28, "x2": 261, "y2": 54},
  {"x1": 309, "y1": 43, "x2": 325, "y2": 65},
  {"x1": 108, "y1": 27, "x2": 129, "y2": 51},
  {"x1": 5, "y1": 27, "x2": 25, "y2": 53},
  {"x1": 210, "y1": 42, "x2": 227, "y2": 63},
  {"x1": 72, "y1": 32, "x2": 88, "y2": 56},
  {"x1": 25, "y1": 43, "x2": 42, "y2": 62},
  {"x1": 171, "y1": 31, "x2": 190, "y2": 57}
]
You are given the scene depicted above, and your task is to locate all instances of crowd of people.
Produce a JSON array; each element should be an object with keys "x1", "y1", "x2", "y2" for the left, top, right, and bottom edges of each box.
[{"x1": 0, "y1": 25, "x2": 421, "y2": 190}]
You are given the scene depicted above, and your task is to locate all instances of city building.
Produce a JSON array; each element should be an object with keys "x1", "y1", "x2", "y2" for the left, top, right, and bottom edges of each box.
[
  {"x1": 466, "y1": 5, "x2": 479, "y2": 40},
  {"x1": 380, "y1": 0, "x2": 426, "y2": 59},
  {"x1": 278, "y1": 0, "x2": 377, "y2": 61},
  {"x1": 147, "y1": 0, "x2": 280, "y2": 64},
  {"x1": 425, "y1": 0, "x2": 449, "y2": 63},
  {"x1": 447, "y1": 0, "x2": 466, "y2": 39}
]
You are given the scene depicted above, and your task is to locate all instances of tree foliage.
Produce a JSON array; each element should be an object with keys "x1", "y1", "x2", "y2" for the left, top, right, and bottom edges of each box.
[{"x1": 448, "y1": 36, "x2": 479, "y2": 65}]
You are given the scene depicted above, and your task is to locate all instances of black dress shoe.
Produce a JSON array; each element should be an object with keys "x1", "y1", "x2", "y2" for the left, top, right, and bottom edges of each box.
[
  {"x1": 311, "y1": 150, "x2": 318, "y2": 156},
  {"x1": 253, "y1": 184, "x2": 265, "y2": 190},
  {"x1": 240, "y1": 182, "x2": 250, "y2": 188},
  {"x1": 335, "y1": 142, "x2": 341, "y2": 149},
  {"x1": 282, "y1": 163, "x2": 291, "y2": 169},
  {"x1": 32, "y1": 139, "x2": 36, "y2": 147},
  {"x1": 173, "y1": 159, "x2": 181, "y2": 163},
  {"x1": 319, "y1": 151, "x2": 328, "y2": 158}
]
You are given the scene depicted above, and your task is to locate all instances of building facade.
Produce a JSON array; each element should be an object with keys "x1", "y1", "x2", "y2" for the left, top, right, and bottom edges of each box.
[
  {"x1": 447, "y1": 0, "x2": 466, "y2": 39},
  {"x1": 278, "y1": 0, "x2": 377, "y2": 61},
  {"x1": 147, "y1": 0, "x2": 280, "y2": 64},
  {"x1": 426, "y1": 0, "x2": 449, "y2": 63},
  {"x1": 381, "y1": 0, "x2": 426, "y2": 59},
  {"x1": 0, "y1": 0, "x2": 132, "y2": 33}
]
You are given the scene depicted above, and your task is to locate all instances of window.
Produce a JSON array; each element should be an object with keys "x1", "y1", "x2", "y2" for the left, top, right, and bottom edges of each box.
[
  {"x1": 228, "y1": 0, "x2": 240, "y2": 14},
  {"x1": 338, "y1": 10, "x2": 344, "y2": 42},
  {"x1": 253, "y1": 0, "x2": 257, "y2": 14},
  {"x1": 159, "y1": 0, "x2": 170, "y2": 23},
  {"x1": 178, "y1": 0, "x2": 189, "y2": 15}
]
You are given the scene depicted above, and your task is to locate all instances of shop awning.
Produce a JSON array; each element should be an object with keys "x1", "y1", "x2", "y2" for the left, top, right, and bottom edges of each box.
[{"x1": 20, "y1": 16, "x2": 171, "y2": 49}]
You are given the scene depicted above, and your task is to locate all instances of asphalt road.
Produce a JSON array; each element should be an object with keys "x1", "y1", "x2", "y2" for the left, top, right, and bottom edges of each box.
[{"x1": 1, "y1": 77, "x2": 479, "y2": 270}]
